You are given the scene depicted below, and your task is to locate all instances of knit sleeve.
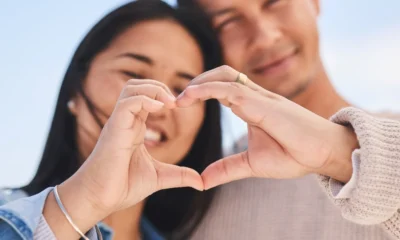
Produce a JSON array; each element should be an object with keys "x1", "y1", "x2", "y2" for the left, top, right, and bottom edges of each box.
[{"x1": 317, "y1": 107, "x2": 400, "y2": 239}]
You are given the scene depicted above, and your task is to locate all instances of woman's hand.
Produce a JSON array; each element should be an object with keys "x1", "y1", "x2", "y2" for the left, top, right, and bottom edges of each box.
[
  {"x1": 46, "y1": 80, "x2": 203, "y2": 238},
  {"x1": 177, "y1": 66, "x2": 358, "y2": 190},
  {"x1": 75, "y1": 79, "x2": 203, "y2": 208}
]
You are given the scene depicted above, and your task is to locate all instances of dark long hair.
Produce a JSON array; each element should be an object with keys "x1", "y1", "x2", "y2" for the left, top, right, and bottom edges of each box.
[{"x1": 22, "y1": 0, "x2": 223, "y2": 238}]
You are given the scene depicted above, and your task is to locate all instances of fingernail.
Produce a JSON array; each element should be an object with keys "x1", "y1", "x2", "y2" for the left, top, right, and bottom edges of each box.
[{"x1": 169, "y1": 95, "x2": 176, "y2": 101}]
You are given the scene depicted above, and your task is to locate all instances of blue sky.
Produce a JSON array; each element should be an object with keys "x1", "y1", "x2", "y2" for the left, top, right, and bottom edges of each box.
[{"x1": 1, "y1": 0, "x2": 399, "y2": 187}]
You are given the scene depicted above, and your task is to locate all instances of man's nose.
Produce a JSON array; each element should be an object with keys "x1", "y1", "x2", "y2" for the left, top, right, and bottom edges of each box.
[{"x1": 248, "y1": 17, "x2": 282, "y2": 51}]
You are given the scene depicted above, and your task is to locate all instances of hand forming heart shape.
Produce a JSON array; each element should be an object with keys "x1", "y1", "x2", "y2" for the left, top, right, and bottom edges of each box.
[{"x1": 57, "y1": 65, "x2": 357, "y2": 230}]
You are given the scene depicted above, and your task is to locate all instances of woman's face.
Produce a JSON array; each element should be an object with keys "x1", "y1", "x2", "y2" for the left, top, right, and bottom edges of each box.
[{"x1": 70, "y1": 19, "x2": 205, "y2": 165}]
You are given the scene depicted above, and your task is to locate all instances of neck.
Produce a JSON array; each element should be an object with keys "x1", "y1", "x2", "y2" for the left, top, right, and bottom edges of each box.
[
  {"x1": 102, "y1": 201, "x2": 145, "y2": 240},
  {"x1": 291, "y1": 58, "x2": 350, "y2": 119}
]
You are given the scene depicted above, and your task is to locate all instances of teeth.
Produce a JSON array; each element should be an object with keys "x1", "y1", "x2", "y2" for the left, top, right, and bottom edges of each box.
[{"x1": 144, "y1": 128, "x2": 162, "y2": 142}]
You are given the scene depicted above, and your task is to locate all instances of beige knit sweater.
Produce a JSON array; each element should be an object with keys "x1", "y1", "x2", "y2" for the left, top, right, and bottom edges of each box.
[{"x1": 190, "y1": 107, "x2": 400, "y2": 240}]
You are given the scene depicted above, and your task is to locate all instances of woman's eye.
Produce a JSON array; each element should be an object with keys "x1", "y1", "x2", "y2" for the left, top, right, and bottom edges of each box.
[
  {"x1": 173, "y1": 87, "x2": 184, "y2": 95},
  {"x1": 121, "y1": 71, "x2": 144, "y2": 79}
]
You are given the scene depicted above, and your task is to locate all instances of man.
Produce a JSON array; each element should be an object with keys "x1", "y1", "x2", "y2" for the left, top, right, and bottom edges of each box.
[{"x1": 178, "y1": 0, "x2": 396, "y2": 239}]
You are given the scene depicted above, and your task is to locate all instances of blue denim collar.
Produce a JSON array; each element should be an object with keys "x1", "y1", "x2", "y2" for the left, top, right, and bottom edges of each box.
[
  {"x1": 1, "y1": 188, "x2": 165, "y2": 240},
  {"x1": 97, "y1": 217, "x2": 164, "y2": 240}
]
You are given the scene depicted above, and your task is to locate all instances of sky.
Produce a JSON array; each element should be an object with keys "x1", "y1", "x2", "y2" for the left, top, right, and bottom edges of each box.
[{"x1": 1, "y1": 0, "x2": 399, "y2": 187}]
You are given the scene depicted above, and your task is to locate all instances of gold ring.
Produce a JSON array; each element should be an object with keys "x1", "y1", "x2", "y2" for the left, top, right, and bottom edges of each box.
[{"x1": 235, "y1": 73, "x2": 248, "y2": 85}]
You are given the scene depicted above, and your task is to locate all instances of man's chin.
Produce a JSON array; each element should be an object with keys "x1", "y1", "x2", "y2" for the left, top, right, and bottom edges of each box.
[
  {"x1": 285, "y1": 84, "x2": 309, "y2": 100},
  {"x1": 252, "y1": 78, "x2": 312, "y2": 100}
]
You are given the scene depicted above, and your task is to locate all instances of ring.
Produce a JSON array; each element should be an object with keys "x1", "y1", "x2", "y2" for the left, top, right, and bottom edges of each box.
[{"x1": 235, "y1": 73, "x2": 248, "y2": 85}]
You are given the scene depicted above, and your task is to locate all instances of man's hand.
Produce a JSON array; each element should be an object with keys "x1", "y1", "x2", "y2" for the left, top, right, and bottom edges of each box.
[{"x1": 177, "y1": 66, "x2": 358, "y2": 190}]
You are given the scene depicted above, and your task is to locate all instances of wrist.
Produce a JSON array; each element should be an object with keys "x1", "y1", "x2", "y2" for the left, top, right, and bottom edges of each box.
[
  {"x1": 58, "y1": 178, "x2": 110, "y2": 230},
  {"x1": 317, "y1": 124, "x2": 359, "y2": 183},
  {"x1": 43, "y1": 179, "x2": 109, "y2": 239}
]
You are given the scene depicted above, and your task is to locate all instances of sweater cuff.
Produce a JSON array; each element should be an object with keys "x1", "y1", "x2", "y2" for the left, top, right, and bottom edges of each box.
[
  {"x1": 329, "y1": 149, "x2": 361, "y2": 199},
  {"x1": 317, "y1": 107, "x2": 400, "y2": 231},
  {"x1": 33, "y1": 214, "x2": 99, "y2": 240},
  {"x1": 33, "y1": 215, "x2": 56, "y2": 239}
]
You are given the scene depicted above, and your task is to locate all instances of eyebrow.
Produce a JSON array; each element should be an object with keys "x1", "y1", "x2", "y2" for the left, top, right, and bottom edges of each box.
[
  {"x1": 117, "y1": 52, "x2": 153, "y2": 65},
  {"x1": 208, "y1": 7, "x2": 237, "y2": 18}
]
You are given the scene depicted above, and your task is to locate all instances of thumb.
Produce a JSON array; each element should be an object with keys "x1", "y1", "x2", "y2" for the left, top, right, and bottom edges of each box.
[
  {"x1": 201, "y1": 151, "x2": 254, "y2": 190},
  {"x1": 153, "y1": 160, "x2": 204, "y2": 191}
]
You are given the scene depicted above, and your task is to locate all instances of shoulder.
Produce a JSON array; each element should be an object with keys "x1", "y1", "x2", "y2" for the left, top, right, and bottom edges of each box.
[
  {"x1": 372, "y1": 110, "x2": 400, "y2": 121},
  {"x1": 0, "y1": 188, "x2": 28, "y2": 206}
]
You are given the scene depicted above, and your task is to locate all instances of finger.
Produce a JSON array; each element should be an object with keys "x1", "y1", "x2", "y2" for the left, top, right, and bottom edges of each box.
[
  {"x1": 201, "y1": 151, "x2": 254, "y2": 190},
  {"x1": 111, "y1": 96, "x2": 164, "y2": 129},
  {"x1": 153, "y1": 161, "x2": 204, "y2": 191},
  {"x1": 120, "y1": 84, "x2": 176, "y2": 109},
  {"x1": 120, "y1": 84, "x2": 174, "y2": 121},
  {"x1": 187, "y1": 65, "x2": 268, "y2": 95},
  {"x1": 177, "y1": 81, "x2": 249, "y2": 108},
  {"x1": 187, "y1": 65, "x2": 238, "y2": 86},
  {"x1": 178, "y1": 82, "x2": 272, "y2": 128},
  {"x1": 126, "y1": 79, "x2": 174, "y2": 97}
]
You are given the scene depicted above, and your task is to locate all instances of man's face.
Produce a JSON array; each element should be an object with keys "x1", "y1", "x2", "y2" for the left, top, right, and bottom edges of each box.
[{"x1": 198, "y1": 0, "x2": 321, "y2": 98}]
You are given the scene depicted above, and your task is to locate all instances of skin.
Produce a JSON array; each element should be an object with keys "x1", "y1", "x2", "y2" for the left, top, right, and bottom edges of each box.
[
  {"x1": 197, "y1": 0, "x2": 350, "y2": 118},
  {"x1": 72, "y1": 19, "x2": 205, "y2": 165},
  {"x1": 198, "y1": 0, "x2": 320, "y2": 98},
  {"x1": 43, "y1": 63, "x2": 358, "y2": 239},
  {"x1": 194, "y1": 0, "x2": 355, "y2": 180},
  {"x1": 39, "y1": 1, "x2": 359, "y2": 238},
  {"x1": 43, "y1": 19, "x2": 206, "y2": 240},
  {"x1": 177, "y1": 66, "x2": 358, "y2": 189}
]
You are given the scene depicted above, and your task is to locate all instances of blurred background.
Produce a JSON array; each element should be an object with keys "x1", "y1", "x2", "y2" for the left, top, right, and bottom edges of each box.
[{"x1": 1, "y1": 0, "x2": 399, "y2": 187}]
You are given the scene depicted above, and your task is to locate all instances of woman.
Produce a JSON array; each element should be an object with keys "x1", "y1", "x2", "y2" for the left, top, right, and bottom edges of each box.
[{"x1": 0, "y1": 0, "x2": 222, "y2": 239}]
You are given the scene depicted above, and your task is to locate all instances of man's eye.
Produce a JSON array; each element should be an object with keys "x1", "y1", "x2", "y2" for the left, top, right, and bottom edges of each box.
[
  {"x1": 121, "y1": 71, "x2": 144, "y2": 79},
  {"x1": 215, "y1": 16, "x2": 241, "y2": 33},
  {"x1": 263, "y1": 0, "x2": 280, "y2": 8}
]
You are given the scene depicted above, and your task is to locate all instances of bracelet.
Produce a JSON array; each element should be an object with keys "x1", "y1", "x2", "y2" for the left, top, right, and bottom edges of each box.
[{"x1": 53, "y1": 185, "x2": 90, "y2": 240}]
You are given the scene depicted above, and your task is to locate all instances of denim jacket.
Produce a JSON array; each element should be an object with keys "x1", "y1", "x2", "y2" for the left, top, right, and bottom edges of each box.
[{"x1": 0, "y1": 187, "x2": 164, "y2": 240}]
